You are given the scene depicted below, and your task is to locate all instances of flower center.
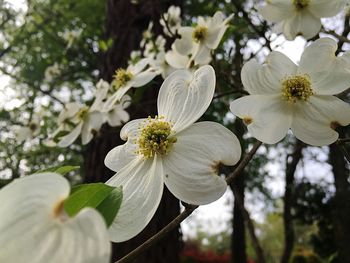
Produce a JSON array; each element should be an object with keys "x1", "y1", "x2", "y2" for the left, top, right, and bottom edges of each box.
[
  {"x1": 29, "y1": 122, "x2": 38, "y2": 131},
  {"x1": 76, "y1": 106, "x2": 89, "y2": 120},
  {"x1": 282, "y1": 74, "x2": 314, "y2": 103},
  {"x1": 113, "y1": 69, "x2": 133, "y2": 89},
  {"x1": 293, "y1": 0, "x2": 310, "y2": 11},
  {"x1": 192, "y1": 26, "x2": 208, "y2": 43},
  {"x1": 137, "y1": 117, "x2": 177, "y2": 159}
]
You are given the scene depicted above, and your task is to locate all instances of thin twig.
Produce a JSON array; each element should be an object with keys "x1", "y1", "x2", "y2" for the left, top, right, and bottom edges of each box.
[{"x1": 115, "y1": 140, "x2": 262, "y2": 263}]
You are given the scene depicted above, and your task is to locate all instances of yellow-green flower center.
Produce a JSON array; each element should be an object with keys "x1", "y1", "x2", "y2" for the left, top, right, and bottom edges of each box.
[
  {"x1": 76, "y1": 106, "x2": 89, "y2": 121},
  {"x1": 282, "y1": 74, "x2": 314, "y2": 103},
  {"x1": 113, "y1": 69, "x2": 133, "y2": 89},
  {"x1": 137, "y1": 117, "x2": 177, "y2": 159},
  {"x1": 192, "y1": 26, "x2": 208, "y2": 43},
  {"x1": 293, "y1": 0, "x2": 310, "y2": 11}
]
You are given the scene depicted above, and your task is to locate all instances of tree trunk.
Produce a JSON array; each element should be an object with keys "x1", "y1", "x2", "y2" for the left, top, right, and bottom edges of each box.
[
  {"x1": 230, "y1": 173, "x2": 247, "y2": 263},
  {"x1": 84, "y1": 0, "x2": 183, "y2": 262},
  {"x1": 280, "y1": 140, "x2": 303, "y2": 263},
  {"x1": 329, "y1": 129, "x2": 350, "y2": 263}
]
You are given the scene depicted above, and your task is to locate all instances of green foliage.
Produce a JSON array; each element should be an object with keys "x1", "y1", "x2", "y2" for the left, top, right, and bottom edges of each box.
[{"x1": 64, "y1": 183, "x2": 123, "y2": 227}]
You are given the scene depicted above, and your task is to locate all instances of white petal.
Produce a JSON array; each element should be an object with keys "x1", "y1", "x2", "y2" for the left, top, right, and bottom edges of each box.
[
  {"x1": 205, "y1": 25, "x2": 228, "y2": 49},
  {"x1": 192, "y1": 44, "x2": 212, "y2": 65},
  {"x1": 120, "y1": 118, "x2": 147, "y2": 141},
  {"x1": 258, "y1": 2, "x2": 293, "y2": 23},
  {"x1": 130, "y1": 71, "x2": 157, "y2": 88},
  {"x1": 129, "y1": 58, "x2": 149, "y2": 75},
  {"x1": 291, "y1": 95, "x2": 350, "y2": 146},
  {"x1": 174, "y1": 27, "x2": 194, "y2": 55},
  {"x1": 241, "y1": 53, "x2": 297, "y2": 95},
  {"x1": 283, "y1": 11, "x2": 321, "y2": 40},
  {"x1": 299, "y1": 38, "x2": 338, "y2": 75},
  {"x1": 230, "y1": 95, "x2": 292, "y2": 144},
  {"x1": 107, "y1": 108, "x2": 129, "y2": 127},
  {"x1": 165, "y1": 49, "x2": 189, "y2": 69},
  {"x1": 164, "y1": 122, "x2": 241, "y2": 205},
  {"x1": 308, "y1": 0, "x2": 346, "y2": 18},
  {"x1": 0, "y1": 173, "x2": 110, "y2": 263},
  {"x1": 90, "y1": 80, "x2": 109, "y2": 112},
  {"x1": 158, "y1": 65, "x2": 215, "y2": 133},
  {"x1": 81, "y1": 112, "x2": 103, "y2": 145},
  {"x1": 58, "y1": 122, "x2": 83, "y2": 147},
  {"x1": 58, "y1": 102, "x2": 82, "y2": 123},
  {"x1": 106, "y1": 157, "x2": 164, "y2": 242},
  {"x1": 105, "y1": 143, "x2": 137, "y2": 172}
]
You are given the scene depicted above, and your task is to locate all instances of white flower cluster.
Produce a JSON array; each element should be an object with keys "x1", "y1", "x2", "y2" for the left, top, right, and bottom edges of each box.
[{"x1": 52, "y1": 79, "x2": 130, "y2": 147}]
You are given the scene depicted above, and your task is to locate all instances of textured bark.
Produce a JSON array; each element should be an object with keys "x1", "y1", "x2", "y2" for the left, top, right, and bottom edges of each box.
[
  {"x1": 84, "y1": 0, "x2": 183, "y2": 262},
  {"x1": 230, "y1": 174, "x2": 247, "y2": 263},
  {"x1": 329, "y1": 129, "x2": 350, "y2": 263},
  {"x1": 280, "y1": 140, "x2": 303, "y2": 263}
]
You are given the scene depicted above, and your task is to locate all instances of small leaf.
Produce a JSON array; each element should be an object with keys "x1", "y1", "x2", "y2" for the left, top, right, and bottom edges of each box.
[
  {"x1": 96, "y1": 186, "x2": 123, "y2": 227},
  {"x1": 64, "y1": 183, "x2": 114, "y2": 217},
  {"x1": 36, "y1": 165, "x2": 80, "y2": 176}
]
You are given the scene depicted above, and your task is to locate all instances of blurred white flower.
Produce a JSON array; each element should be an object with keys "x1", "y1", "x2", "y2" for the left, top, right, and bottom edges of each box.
[
  {"x1": 160, "y1": 5, "x2": 182, "y2": 36},
  {"x1": 128, "y1": 50, "x2": 142, "y2": 65},
  {"x1": 0, "y1": 172, "x2": 110, "y2": 263},
  {"x1": 62, "y1": 28, "x2": 83, "y2": 49},
  {"x1": 104, "y1": 65, "x2": 241, "y2": 242},
  {"x1": 57, "y1": 102, "x2": 103, "y2": 147},
  {"x1": 258, "y1": 0, "x2": 347, "y2": 40},
  {"x1": 230, "y1": 38, "x2": 350, "y2": 146},
  {"x1": 144, "y1": 35, "x2": 166, "y2": 59},
  {"x1": 149, "y1": 51, "x2": 176, "y2": 78},
  {"x1": 165, "y1": 44, "x2": 191, "y2": 70},
  {"x1": 174, "y1": 11, "x2": 233, "y2": 65},
  {"x1": 102, "y1": 94, "x2": 131, "y2": 127},
  {"x1": 44, "y1": 63, "x2": 61, "y2": 83},
  {"x1": 105, "y1": 58, "x2": 157, "y2": 108},
  {"x1": 14, "y1": 115, "x2": 41, "y2": 142},
  {"x1": 140, "y1": 22, "x2": 153, "y2": 48}
]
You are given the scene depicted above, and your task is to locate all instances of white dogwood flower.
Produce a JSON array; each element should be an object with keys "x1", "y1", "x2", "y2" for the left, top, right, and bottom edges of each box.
[
  {"x1": 174, "y1": 11, "x2": 233, "y2": 65},
  {"x1": 230, "y1": 38, "x2": 350, "y2": 146},
  {"x1": 15, "y1": 115, "x2": 41, "y2": 142},
  {"x1": 0, "y1": 173, "x2": 110, "y2": 263},
  {"x1": 258, "y1": 0, "x2": 347, "y2": 40},
  {"x1": 160, "y1": 5, "x2": 182, "y2": 36},
  {"x1": 106, "y1": 58, "x2": 157, "y2": 108},
  {"x1": 57, "y1": 101, "x2": 103, "y2": 147},
  {"x1": 104, "y1": 65, "x2": 241, "y2": 242}
]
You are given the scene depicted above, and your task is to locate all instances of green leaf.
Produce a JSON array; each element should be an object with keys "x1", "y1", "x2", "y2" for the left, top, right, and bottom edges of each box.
[
  {"x1": 64, "y1": 183, "x2": 114, "y2": 217},
  {"x1": 36, "y1": 165, "x2": 80, "y2": 175},
  {"x1": 64, "y1": 183, "x2": 123, "y2": 227},
  {"x1": 96, "y1": 186, "x2": 123, "y2": 227}
]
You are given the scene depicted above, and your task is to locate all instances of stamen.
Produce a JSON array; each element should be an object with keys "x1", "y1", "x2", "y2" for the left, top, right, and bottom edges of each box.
[
  {"x1": 293, "y1": 0, "x2": 310, "y2": 11},
  {"x1": 137, "y1": 116, "x2": 176, "y2": 159},
  {"x1": 282, "y1": 74, "x2": 313, "y2": 103},
  {"x1": 113, "y1": 69, "x2": 133, "y2": 89},
  {"x1": 192, "y1": 26, "x2": 208, "y2": 43}
]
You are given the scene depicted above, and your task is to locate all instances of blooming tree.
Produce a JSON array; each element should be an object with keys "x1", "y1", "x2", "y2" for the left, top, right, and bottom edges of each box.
[{"x1": 0, "y1": 0, "x2": 350, "y2": 262}]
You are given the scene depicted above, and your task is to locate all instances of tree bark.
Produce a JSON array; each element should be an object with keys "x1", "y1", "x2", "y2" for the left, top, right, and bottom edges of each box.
[
  {"x1": 329, "y1": 129, "x2": 350, "y2": 263},
  {"x1": 280, "y1": 140, "x2": 303, "y2": 263},
  {"x1": 84, "y1": 0, "x2": 183, "y2": 262},
  {"x1": 230, "y1": 174, "x2": 247, "y2": 263}
]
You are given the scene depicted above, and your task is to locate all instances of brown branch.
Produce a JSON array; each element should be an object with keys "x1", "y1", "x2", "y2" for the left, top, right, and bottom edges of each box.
[
  {"x1": 280, "y1": 140, "x2": 304, "y2": 263},
  {"x1": 115, "y1": 140, "x2": 262, "y2": 263},
  {"x1": 231, "y1": 184, "x2": 266, "y2": 263}
]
